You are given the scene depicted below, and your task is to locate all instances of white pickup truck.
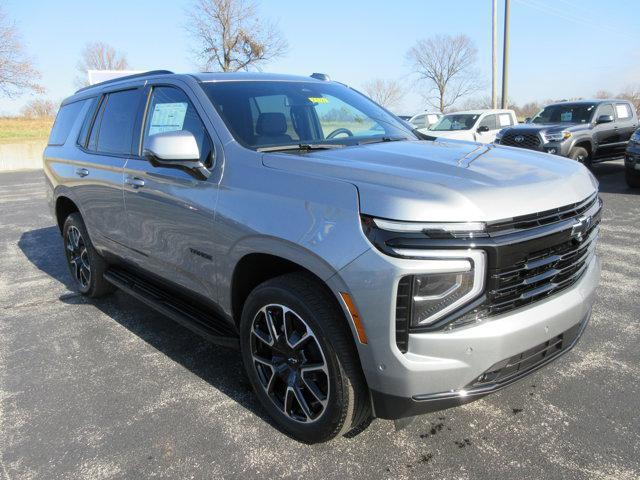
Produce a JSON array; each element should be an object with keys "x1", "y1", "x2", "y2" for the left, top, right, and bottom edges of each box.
[{"x1": 425, "y1": 109, "x2": 518, "y2": 144}]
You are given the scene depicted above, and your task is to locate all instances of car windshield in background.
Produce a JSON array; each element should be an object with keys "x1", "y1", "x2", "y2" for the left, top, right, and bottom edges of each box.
[
  {"x1": 201, "y1": 81, "x2": 415, "y2": 150},
  {"x1": 531, "y1": 103, "x2": 596, "y2": 124},
  {"x1": 429, "y1": 114, "x2": 479, "y2": 131}
]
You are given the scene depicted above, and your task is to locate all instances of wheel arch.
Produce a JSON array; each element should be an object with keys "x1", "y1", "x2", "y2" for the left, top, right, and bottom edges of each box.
[
  {"x1": 570, "y1": 138, "x2": 593, "y2": 157},
  {"x1": 55, "y1": 196, "x2": 80, "y2": 232}
]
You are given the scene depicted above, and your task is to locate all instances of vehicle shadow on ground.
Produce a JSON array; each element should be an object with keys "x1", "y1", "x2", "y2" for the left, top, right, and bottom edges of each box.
[
  {"x1": 591, "y1": 161, "x2": 639, "y2": 195},
  {"x1": 18, "y1": 226, "x2": 281, "y2": 434}
]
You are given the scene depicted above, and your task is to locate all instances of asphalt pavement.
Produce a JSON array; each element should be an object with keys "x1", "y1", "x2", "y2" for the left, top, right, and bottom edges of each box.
[{"x1": 1, "y1": 160, "x2": 638, "y2": 479}]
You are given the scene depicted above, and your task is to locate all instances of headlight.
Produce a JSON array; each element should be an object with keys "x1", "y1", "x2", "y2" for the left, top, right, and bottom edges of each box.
[
  {"x1": 494, "y1": 128, "x2": 506, "y2": 141},
  {"x1": 393, "y1": 249, "x2": 486, "y2": 328},
  {"x1": 544, "y1": 131, "x2": 571, "y2": 142},
  {"x1": 631, "y1": 130, "x2": 640, "y2": 143}
]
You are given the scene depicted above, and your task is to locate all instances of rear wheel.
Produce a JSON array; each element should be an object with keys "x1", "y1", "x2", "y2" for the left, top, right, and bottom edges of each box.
[
  {"x1": 62, "y1": 213, "x2": 114, "y2": 297},
  {"x1": 568, "y1": 146, "x2": 591, "y2": 167},
  {"x1": 239, "y1": 272, "x2": 370, "y2": 443},
  {"x1": 626, "y1": 166, "x2": 640, "y2": 188}
]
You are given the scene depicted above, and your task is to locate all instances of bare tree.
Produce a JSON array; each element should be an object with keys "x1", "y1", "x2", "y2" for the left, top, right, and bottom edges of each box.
[
  {"x1": 362, "y1": 78, "x2": 405, "y2": 109},
  {"x1": 20, "y1": 98, "x2": 57, "y2": 118},
  {"x1": 187, "y1": 0, "x2": 288, "y2": 72},
  {"x1": 594, "y1": 89, "x2": 613, "y2": 99},
  {"x1": 406, "y1": 34, "x2": 480, "y2": 113},
  {"x1": 618, "y1": 85, "x2": 640, "y2": 115},
  {"x1": 76, "y1": 41, "x2": 129, "y2": 86},
  {"x1": 0, "y1": 6, "x2": 43, "y2": 97}
]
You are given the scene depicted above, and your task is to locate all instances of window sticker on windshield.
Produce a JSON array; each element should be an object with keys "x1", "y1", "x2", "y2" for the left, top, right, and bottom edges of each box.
[
  {"x1": 498, "y1": 114, "x2": 511, "y2": 126},
  {"x1": 560, "y1": 111, "x2": 573, "y2": 122},
  {"x1": 308, "y1": 97, "x2": 328, "y2": 104},
  {"x1": 148, "y1": 102, "x2": 188, "y2": 135}
]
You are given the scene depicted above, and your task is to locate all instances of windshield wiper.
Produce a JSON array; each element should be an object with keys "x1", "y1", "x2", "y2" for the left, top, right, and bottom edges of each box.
[
  {"x1": 357, "y1": 136, "x2": 408, "y2": 145},
  {"x1": 257, "y1": 143, "x2": 347, "y2": 152}
]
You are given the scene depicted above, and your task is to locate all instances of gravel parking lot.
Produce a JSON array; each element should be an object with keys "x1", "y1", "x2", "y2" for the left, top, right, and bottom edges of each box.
[{"x1": 1, "y1": 161, "x2": 639, "y2": 480}]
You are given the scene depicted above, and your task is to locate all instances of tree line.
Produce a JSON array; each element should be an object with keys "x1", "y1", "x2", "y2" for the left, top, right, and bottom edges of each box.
[{"x1": 1, "y1": 1, "x2": 638, "y2": 120}]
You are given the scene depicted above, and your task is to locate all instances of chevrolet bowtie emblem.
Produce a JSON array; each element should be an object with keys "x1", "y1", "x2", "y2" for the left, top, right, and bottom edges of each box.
[{"x1": 571, "y1": 215, "x2": 592, "y2": 242}]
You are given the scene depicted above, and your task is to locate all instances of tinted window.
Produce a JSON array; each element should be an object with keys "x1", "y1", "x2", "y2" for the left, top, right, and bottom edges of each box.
[
  {"x1": 615, "y1": 103, "x2": 632, "y2": 120},
  {"x1": 479, "y1": 114, "x2": 497, "y2": 130},
  {"x1": 48, "y1": 100, "x2": 86, "y2": 146},
  {"x1": 532, "y1": 103, "x2": 596, "y2": 124},
  {"x1": 143, "y1": 86, "x2": 213, "y2": 166},
  {"x1": 95, "y1": 89, "x2": 141, "y2": 155},
  {"x1": 203, "y1": 81, "x2": 414, "y2": 149},
  {"x1": 76, "y1": 97, "x2": 99, "y2": 147}
]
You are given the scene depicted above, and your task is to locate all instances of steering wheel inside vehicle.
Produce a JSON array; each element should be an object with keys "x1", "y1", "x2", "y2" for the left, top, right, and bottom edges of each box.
[{"x1": 326, "y1": 128, "x2": 354, "y2": 139}]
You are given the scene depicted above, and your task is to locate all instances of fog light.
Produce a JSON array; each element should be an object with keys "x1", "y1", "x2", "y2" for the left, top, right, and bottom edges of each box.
[{"x1": 546, "y1": 148, "x2": 557, "y2": 154}]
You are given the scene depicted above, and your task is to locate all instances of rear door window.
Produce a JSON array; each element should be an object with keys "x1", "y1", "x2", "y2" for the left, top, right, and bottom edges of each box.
[
  {"x1": 48, "y1": 100, "x2": 86, "y2": 146},
  {"x1": 90, "y1": 89, "x2": 142, "y2": 155},
  {"x1": 615, "y1": 103, "x2": 632, "y2": 120}
]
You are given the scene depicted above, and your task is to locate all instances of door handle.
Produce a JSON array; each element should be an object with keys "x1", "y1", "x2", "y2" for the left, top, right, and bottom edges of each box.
[
  {"x1": 75, "y1": 168, "x2": 89, "y2": 178},
  {"x1": 125, "y1": 176, "x2": 145, "y2": 188}
]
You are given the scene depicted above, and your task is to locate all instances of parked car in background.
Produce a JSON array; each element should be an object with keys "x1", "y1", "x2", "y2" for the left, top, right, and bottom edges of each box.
[
  {"x1": 495, "y1": 100, "x2": 638, "y2": 167},
  {"x1": 427, "y1": 109, "x2": 517, "y2": 143},
  {"x1": 409, "y1": 112, "x2": 441, "y2": 131},
  {"x1": 45, "y1": 71, "x2": 601, "y2": 443},
  {"x1": 624, "y1": 127, "x2": 640, "y2": 187}
]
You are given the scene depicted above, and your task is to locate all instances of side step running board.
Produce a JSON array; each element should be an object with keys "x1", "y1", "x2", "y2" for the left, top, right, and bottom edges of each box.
[{"x1": 104, "y1": 269, "x2": 239, "y2": 349}]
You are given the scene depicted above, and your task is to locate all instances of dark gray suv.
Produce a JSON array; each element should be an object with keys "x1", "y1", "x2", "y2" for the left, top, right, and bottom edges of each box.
[{"x1": 44, "y1": 71, "x2": 601, "y2": 443}]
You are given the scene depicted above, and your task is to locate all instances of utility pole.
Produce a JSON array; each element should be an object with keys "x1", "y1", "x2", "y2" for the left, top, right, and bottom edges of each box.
[
  {"x1": 501, "y1": 0, "x2": 510, "y2": 109},
  {"x1": 492, "y1": 0, "x2": 498, "y2": 109}
]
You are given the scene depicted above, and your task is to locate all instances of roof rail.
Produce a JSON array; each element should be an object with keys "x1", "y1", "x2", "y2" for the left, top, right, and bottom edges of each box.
[{"x1": 75, "y1": 70, "x2": 174, "y2": 94}]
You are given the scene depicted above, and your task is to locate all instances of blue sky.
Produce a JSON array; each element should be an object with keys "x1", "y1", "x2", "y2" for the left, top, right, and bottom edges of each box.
[{"x1": 1, "y1": 0, "x2": 639, "y2": 115}]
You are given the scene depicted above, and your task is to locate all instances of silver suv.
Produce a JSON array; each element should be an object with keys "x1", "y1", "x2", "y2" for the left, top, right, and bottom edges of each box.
[{"x1": 44, "y1": 71, "x2": 601, "y2": 443}]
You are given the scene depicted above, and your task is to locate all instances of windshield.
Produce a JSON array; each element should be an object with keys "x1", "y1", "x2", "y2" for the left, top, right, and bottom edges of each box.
[
  {"x1": 201, "y1": 81, "x2": 415, "y2": 150},
  {"x1": 429, "y1": 114, "x2": 479, "y2": 131},
  {"x1": 531, "y1": 103, "x2": 596, "y2": 124}
]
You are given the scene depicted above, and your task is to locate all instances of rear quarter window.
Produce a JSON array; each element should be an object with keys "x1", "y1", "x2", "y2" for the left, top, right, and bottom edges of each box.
[{"x1": 48, "y1": 100, "x2": 86, "y2": 146}]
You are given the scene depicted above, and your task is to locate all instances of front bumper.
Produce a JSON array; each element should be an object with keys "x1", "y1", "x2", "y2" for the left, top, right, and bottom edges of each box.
[
  {"x1": 625, "y1": 143, "x2": 640, "y2": 171},
  {"x1": 336, "y1": 248, "x2": 601, "y2": 420}
]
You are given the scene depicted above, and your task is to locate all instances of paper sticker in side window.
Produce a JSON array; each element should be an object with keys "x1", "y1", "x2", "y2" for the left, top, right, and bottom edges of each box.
[
  {"x1": 149, "y1": 102, "x2": 188, "y2": 135},
  {"x1": 498, "y1": 114, "x2": 512, "y2": 126},
  {"x1": 615, "y1": 104, "x2": 630, "y2": 119}
]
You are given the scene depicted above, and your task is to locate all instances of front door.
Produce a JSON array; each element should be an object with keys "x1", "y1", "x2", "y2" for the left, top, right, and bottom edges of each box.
[
  {"x1": 593, "y1": 103, "x2": 619, "y2": 159},
  {"x1": 123, "y1": 84, "x2": 220, "y2": 299}
]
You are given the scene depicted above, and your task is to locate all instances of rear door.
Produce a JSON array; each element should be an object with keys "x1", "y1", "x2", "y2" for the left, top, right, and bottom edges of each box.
[
  {"x1": 613, "y1": 102, "x2": 638, "y2": 155},
  {"x1": 72, "y1": 87, "x2": 144, "y2": 252},
  {"x1": 122, "y1": 82, "x2": 221, "y2": 299}
]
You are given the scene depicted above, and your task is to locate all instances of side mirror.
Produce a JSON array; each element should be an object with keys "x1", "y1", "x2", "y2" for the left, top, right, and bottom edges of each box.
[
  {"x1": 596, "y1": 114, "x2": 614, "y2": 125},
  {"x1": 143, "y1": 130, "x2": 210, "y2": 180},
  {"x1": 525, "y1": 117, "x2": 531, "y2": 123},
  {"x1": 477, "y1": 125, "x2": 490, "y2": 133}
]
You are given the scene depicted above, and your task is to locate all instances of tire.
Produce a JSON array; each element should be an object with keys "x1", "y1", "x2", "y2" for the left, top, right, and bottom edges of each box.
[
  {"x1": 626, "y1": 167, "x2": 640, "y2": 188},
  {"x1": 239, "y1": 272, "x2": 371, "y2": 443},
  {"x1": 568, "y1": 146, "x2": 591, "y2": 167},
  {"x1": 62, "y1": 213, "x2": 115, "y2": 298}
]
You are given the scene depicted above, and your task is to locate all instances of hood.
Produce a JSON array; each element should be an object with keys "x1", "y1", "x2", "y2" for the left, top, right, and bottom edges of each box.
[
  {"x1": 262, "y1": 139, "x2": 598, "y2": 222},
  {"x1": 505, "y1": 122, "x2": 591, "y2": 134},
  {"x1": 427, "y1": 130, "x2": 474, "y2": 141}
]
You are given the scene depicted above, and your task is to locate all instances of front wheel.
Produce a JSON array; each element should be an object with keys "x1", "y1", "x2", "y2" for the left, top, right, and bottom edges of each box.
[
  {"x1": 240, "y1": 273, "x2": 370, "y2": 443},
  {"x1": 568, "y1": 146, "x2": 591, "y2": 167}
]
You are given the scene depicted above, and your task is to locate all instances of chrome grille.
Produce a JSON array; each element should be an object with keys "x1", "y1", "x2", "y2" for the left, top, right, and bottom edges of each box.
[
  {"x1": 500, "y1": 132, "x2": 541, "y2": 150},
  {"x1": 486, "y1": 224, "x2": 598, "y2": 315}
]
